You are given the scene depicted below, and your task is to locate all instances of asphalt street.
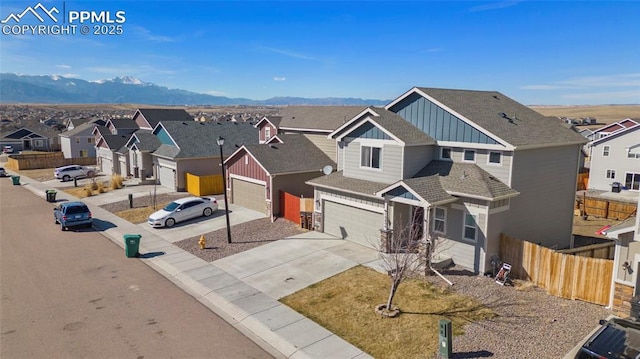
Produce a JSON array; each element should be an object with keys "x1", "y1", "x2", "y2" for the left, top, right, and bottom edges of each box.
[{"x1": 0, "y1": 176, "x2": 272, "y2": 359}]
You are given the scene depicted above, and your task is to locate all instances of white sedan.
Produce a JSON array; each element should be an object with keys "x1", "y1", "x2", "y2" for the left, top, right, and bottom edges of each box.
[{"x1": 148, "y1": 196, "x2": 218, "y2": 228}]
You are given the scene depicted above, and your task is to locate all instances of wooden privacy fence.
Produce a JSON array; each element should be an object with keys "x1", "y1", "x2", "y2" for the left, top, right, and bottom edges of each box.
[
  {"x1": 556, "y1": 242, "x2": 615, "y2": 260},
  {"x1": 280, "y1": 191, "x2": 314, "y2": 228},
  {"x1": 499, "y1": 233, "x2": 613, "y2": 306},
  {"x1": 185, "y1": 173, "x2": 223, "y2": 196},
  {"x1": 577, "y1": 172, "x2": 589, "y2": 191},
  {"x1": 5, "y1": 152, "x2": 96, "y2": 170},
  {"x1": 578, "y1": 196, "x2": 637, "y2": 220}
]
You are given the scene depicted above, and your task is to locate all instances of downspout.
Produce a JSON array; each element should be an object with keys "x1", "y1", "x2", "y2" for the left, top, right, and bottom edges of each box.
[
  {"x1": 270, "y1": 175, "x2": 274, "y2": 223},
  {"x1": 425, "y1": 204, "x2": 453, "y2": 286}
]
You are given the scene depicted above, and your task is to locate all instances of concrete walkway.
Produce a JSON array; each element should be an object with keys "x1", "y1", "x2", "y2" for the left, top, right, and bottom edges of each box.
[{"x1": 9, "y1": 171, "x2": 379, "y2": 359}]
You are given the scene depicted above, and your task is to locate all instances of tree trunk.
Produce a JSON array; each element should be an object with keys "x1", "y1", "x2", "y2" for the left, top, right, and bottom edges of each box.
[{"x1": 386, "y1": 279, "x2": 399, "y2": 310}]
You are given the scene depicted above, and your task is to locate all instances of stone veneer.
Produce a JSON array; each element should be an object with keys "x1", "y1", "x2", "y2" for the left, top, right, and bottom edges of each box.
[{"x1": 613, "y1": 282, "x2": 634, "y2": 318}]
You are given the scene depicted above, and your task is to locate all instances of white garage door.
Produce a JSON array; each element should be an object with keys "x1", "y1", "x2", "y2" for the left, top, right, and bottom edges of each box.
[
  {"x1": 100, "y1": 158, "x2": 113, "y2": 176},
  {"x1": 323, "y1": 201, "x2": 383, "y2": 248},
  {"x1": 158, "y1": 165, "x2": 176, "y2": 190},
  {"x1": 232, "y1": 179, "x2": 266, "y2": 214}
]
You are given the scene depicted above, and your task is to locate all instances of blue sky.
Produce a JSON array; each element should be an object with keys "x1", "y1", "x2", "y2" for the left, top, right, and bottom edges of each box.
[{"x1": 1, "y1": 0, "x2": 639, "y2": 105}]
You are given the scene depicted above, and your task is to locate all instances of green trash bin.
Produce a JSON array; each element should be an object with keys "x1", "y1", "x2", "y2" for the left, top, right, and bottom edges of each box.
[
  {"x1": 11, "y1": 175, "x2": 20, "y2": 185},
  {"x1": 46, "y1": 189, "x2": 57, "y2": 202},
  {"x1": 123, "y1": 234, "x2": 142, "y2": 258}
]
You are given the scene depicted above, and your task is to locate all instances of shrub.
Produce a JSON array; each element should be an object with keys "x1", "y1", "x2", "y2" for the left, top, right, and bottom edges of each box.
[
  {"x1": 96, "y1": 180, "x2": 105, "y2": 193},
  {"x1": 83, "y1": 186, "x2": 93, "y2": 197},
  {"x1": 110, "y1": 174, "x2": 124, "y2": 189}
]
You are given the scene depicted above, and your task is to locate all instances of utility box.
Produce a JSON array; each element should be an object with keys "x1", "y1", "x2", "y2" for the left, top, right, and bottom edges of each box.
[{"x1": 439, "y1": 319, "x2": 452, "y2": 358}]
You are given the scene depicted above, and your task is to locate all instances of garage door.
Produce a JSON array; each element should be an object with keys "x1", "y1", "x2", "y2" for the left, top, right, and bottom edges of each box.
[
  {"x1": 323, "y1": 201, "x2": 383, "y2": 248},
  {"x1": 232, "y1": 179, "x2": 266, "y2": 214},
  {"x1": 158, "y1": 166, "x2": 176, "y2": 190},
  {"x1": 100, "y1": 158, "x2": 113, "y2": 176}
]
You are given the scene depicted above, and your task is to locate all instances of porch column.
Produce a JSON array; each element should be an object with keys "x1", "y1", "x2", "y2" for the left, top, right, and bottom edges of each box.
[{"x1": 380, "y1": 197, "x2": 393, "y2": 253}]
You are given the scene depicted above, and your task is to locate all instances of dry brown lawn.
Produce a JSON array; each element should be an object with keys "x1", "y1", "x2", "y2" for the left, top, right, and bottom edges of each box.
[
  {"x1": 114, "y1": 202, "x2": 173, "y2": 224},
  {"x1": 16, "y1": 168, "x2": 56, "y2": 181},
  {"x1": 531, "y1": 105, "x2": 640, "y2": 123},
  {"x1": 280, "y1": 266, "x2": 494, "y2": 359},
  {"x1": 572, "y1": 215, "x2": 621, "y2": 238}
]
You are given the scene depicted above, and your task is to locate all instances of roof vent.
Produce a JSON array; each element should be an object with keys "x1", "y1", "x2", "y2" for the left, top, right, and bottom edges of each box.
[
  {"x1": 499, "y1": 112, "x2": 508, "y2": 118},
  {"x1": 493, "y1": 95, "x2": 499, "y2": 100},
  {"x1": 270, "y1": 144, "x2": 278, "y2": 149}
]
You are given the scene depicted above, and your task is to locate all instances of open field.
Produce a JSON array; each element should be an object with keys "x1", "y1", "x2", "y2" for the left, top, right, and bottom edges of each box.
[{"x1": 531, "y1": 105, "x2": 640, "y2": 123}]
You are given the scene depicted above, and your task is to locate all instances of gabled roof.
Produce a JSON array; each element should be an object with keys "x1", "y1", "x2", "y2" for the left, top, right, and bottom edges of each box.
[
  {"x1": 126, "y1": 130, "x2": 161, "y2": 152},
  {"x1": 98, "y1": 134, "x2": 130, "y2": 150},
  {"x1": 92, "y1": 125, "x2": 111, "y2": 137},
  {"x1": 592, "y1": 118, "x2": 639, "y2": 135},
  {"x1": 135, "y1": 109, "x2": 193, "y2": 129},
  {"x1": 589, "y1": 124, "x2": 640, "y2": 146},
  {"x1": 306, "y1": 170, "x2": 388, "y2": 198},
  {"x1": 254, "y1": 115, "x2": 282, "y2": 129},
  {"x1": 1, "y1": 127, "x2": 46, "y2": 139},
  {"x1": 59, "y1": 119, "x2": 104, "y2": 137},
  {"x1": 278, "y1": 106, "x2": 366, "y2": 132},
  {"x1": 386, "y1": 87, "x2": 587, "y2": 148},
  {"x1": 152, "y1": 121, "x2": 258, "y2": 159},
  {"x1": 331, "y1": 107, "x2": 435, "y2": 146},
  {"x1": 228, "y1": 134, "x2": 335, "y2": 175}
]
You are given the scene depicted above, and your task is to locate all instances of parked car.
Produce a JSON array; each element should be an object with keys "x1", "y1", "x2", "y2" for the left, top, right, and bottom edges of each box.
[
  {"x1": 53, "y1": 201, "x2": 92, "y2": 231},
  {"x1": 54, "y1": 165, "x2": 96, "y2": 182},
  {"x1": 575, "y1": 317, "x2": 640, "y2": 358},
  {"x1": 0, "y1": 167, "x2": 6, "y2": 177},
  {"x1": 3, "y1": 145, "x2": 14, "y2": 153},
  {"x1": 148, "y1": 196, "x2": 218, "y2": 228}
]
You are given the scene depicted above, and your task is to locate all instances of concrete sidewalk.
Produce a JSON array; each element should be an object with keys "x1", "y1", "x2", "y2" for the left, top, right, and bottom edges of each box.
[{"x1": 10, "y1": 171, "x2": 377, "y2": 359}]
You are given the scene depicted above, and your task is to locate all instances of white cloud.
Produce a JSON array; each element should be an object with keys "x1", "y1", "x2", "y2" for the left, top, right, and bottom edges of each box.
[
  {"x1": 562, "y1": 90, "x2": 640, "y2": 101},
  {"x1": 468, "y1": 1, "x2": 521, "y2": 12},
  {"x1": 273, "y1": 76, "x2": 286, "y2": 81},
  {"x1": 131, "y1": 26, "x2": 174, "y2": 43},
  {"x1": 260, "y1": 46, "x2": 312, "y2": 60},
  {"x1": 56, "y1": 64, "x2": 71, "y2": 69},
  {"x1": 204, "y1": 90, "x2": 227, "y2": 96},
  {"x1": 522, "y1": 73, "x2": 640, "y2": 91}
]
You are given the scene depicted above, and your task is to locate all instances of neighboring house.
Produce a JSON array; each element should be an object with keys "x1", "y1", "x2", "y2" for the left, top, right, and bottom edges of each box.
[
  {"x1": 255, "y1": 106, "x2": 365, "y2": 162},
  {"x1": 307, "y1": 87, "x2": 587, "y2": 273},
  {"x1": 104, "y1": 118, "x2": 139, "y2": 135},
  {"x1": 151, "y1": 121, "x2": 258, "y2": 191},
  {"x1": 587, "y1": 123, "x2": 640, "y2": 192},
  {"x1": 131, "y1": 108, "x2": 194, "y2": 130},
  {"x1": 224, "y1": 134, "x2": 335, "y2": 218},
  {"x1": 94, "y1": 133, "x2": 129, "y2": 176},
  {"x1": 0, "y1": 127, "x2": 57, "y2": 152},
  {"x1": 59, "y1": 119, "x2": 106, "y2": 159},
  {"x1": 605, "y1": 191, "x2": 640, "y2": 315}
]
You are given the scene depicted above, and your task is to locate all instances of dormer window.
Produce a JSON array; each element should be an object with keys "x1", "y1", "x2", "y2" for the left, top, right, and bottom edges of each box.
[
  {"x1": 265, "y1": 127, "x2": 271, "y2": 140},
  {"x1": 463, "y1": 150, "x2": 476, "y2": 162},
  {"x1": 361, "y1": 145, "x2": 381, "y2": 169},
  {"x1": 440, "y1": 148, "x2": 452, "y2": 161}
]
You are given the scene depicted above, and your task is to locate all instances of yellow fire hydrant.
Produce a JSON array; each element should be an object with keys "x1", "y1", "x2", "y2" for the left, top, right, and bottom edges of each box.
[{"x1": 198, "y1": 235, "x2": 206, "y2": 250}]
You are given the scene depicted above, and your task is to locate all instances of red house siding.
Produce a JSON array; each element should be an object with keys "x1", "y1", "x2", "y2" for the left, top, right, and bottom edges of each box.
[
  {"x1": 258, "y1": 123, "x2": 276, "y2": 143},
  {"x1": 227, "y1": 151, "x2": 270, "y2": 199}
]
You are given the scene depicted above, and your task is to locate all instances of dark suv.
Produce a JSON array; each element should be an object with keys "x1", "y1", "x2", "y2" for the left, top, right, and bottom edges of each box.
[
  {"x1": 576, "y1": 317, "x2": 640, "y2": 358},
  {"x1": 53, "y1": 201, "x2": 92, "y2": 231}
]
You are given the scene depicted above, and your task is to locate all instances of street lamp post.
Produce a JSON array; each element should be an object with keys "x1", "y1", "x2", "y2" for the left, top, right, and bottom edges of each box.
[{"x1": 217, "y1": 136, "x2": 232, "y2": 244}]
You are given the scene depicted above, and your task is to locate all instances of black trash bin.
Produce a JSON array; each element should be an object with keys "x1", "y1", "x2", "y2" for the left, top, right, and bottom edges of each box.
[
  {"x1": 123, "y1": 234, "x2": 142, "y2": 258},
  {"x1": 46, "y1": 189, "x2": 57, "y2": 202},
  {"x1": 631, "y1": 295, "x2": 640, "y2": 320},
  {"x1": 612, "y1": 182, "x2": 622, "y2": 193}
]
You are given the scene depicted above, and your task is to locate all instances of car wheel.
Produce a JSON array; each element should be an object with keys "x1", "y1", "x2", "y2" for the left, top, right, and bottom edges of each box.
[
  {"x1": 203, "y1": 207, "x2": 213, "y2": 217},
  {"x1": 60, "y1": 223, "x2": 66, "y2": 231},
  {"x1": 165, "y1": 218, "x2": 175, "y2": 227},
  {"x1": 55, "y1": 216, "x2": 59, "y2": 224},
  {"x1": 62, "y1": 175, "x2": 70, "y2": 182}
]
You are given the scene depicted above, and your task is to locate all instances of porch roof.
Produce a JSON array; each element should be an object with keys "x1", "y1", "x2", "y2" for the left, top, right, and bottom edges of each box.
[
  {"x1": 306, "y1": 170, "x2": 388, "y2": 198},
  {"x1": 128, "y1": 130, "x2": 161, "y2": 151}
]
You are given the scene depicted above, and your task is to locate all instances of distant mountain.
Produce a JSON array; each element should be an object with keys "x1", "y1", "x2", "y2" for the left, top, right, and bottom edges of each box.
[{"x1": 0, "y1": 73, "x2": 389, "y2": 106}]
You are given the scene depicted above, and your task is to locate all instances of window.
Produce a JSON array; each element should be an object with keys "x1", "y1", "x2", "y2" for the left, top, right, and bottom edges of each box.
[
  {"x1": 244, "y1": 155, "x2": 248, "y2": 165},
  {"x1": 463, "y1": 150, "x2": 475, "y2": 162},
  {"x1": 361, "y1": 145, "x2": 381, "y2": 169},
  {"x1": 87, "y1": 138, "x2": 93, "y2": 144},
  {"x1": 603, "y1": 146, "x2": 610, "y2": 157},
  {"x1": 606, "y1": 169, "x2": 616, "y2": 179},
  {"x1": 433, "y1": 207, "x2": 446, "y2": 234},
  {"x1": 464, "y1": 213, "x2": 477, "y2": 241},
  {"x1": 265, "y1": 127, "x2": 271, "y2": 140},
  {"x1": 34, "y1": 140, "x2": 43, "y2": 147},
  {"x1": 75, "y1": 138, "x2": 80, "y2": 144},
  {"x1": 626, "y1": 173, "x2": 640, "y2": 191},
  {"x1": 488, "y1": 151, "x2": 501, "y2": 165},
  {"x1": 79, "y1": 150, "x2": 88, "y2": 158},
  {"x1": 627, "y1": 151, "x2": 640, "y2": 159},
  {"x1": 440, "y1": 148, "x2": 452, "y2": 160}
]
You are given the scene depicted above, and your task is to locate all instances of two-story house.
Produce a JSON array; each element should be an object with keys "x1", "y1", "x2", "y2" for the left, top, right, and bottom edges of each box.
[
  {"x1": 59, "y1": 119, "x2": 106, "y2": 159},
  {"x1": 587, "y1": 122, "x2": 640, "y2": 192},
  {"x1": 308, "y1": 87, "x2": 587, "y2": 274}
]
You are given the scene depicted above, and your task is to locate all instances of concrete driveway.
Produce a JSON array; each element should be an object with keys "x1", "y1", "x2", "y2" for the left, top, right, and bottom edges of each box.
[
  {"x1": 213, "y1": 232, "x2": 383, "y2": 300},
  {"x1": 139, "y1": 203, "x2": 267, "y2": 243}
]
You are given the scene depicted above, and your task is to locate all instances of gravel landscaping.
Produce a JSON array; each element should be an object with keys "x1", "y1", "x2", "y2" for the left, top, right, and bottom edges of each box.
[
  {"x1": 426, "y1": 266, "x2": 612, "y2": 359},
  {"x1": 174, "y1": 218, "x2": 305, "y2": 262}
]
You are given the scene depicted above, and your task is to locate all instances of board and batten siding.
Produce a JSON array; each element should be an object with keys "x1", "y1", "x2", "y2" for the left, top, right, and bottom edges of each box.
[
  {"x1": 337, "y1": 141, "x2": 345, "y2": 171},
  {"x1": 390, "y1": 92, "x2": 500, "y2": 145},
  {"x1": 342, "y1": 139, "x2": 402, "y2": 184},
  {"x1": 504, "y1": 145, "x2": 581, "y2": 249},
  {"x1": 402, "y1": 145, "x2": 434, "y2": 178},
  {"x1": 227, "y1": 152, "x2": 269, "y2": 183}
]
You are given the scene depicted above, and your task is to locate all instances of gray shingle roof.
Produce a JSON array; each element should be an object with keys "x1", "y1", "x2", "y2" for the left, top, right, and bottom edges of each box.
[
  {"x1": 100, "y1": 134, "x2": 129, "y2": 150},
  {"x1": 306, "y1": 170, "x2": 388, "y2": 197},
  {"x1": 242, "y1": 134, "x2": 335, "y2": 175},
  {"x1": 410, "y1": 160, "x2": 519, "y2": 200},
  {"x1": 60, "y1": 119, "x2": 101, "y2": 137},
  {"x1": 108, "y1": 118, "x2": 139, "y2": 129},
  {"x1": 129, "y1": 130, "x2": 161, "y2": 151},
  {"x1": 257, "y1": 115, "x2": 282, "y2": 128},
  {"x1": 397, "y1": 176, "x2": 455, "y2": 204},
  {"x1": 152, "y1": 121, "x2": 258, "y2": 159},
  {"x1": 137, "y1": 109, "x2": 193, "y2": 128},
  {"x1": 412, "y1": 87, "x2": 588, "y2": 147},
  {"x1": 366, "y1": 107, "x2": 435, "y2": 145},
  {"x1": 278, "y1": 106, "x2": 366, "y2": 131}
]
